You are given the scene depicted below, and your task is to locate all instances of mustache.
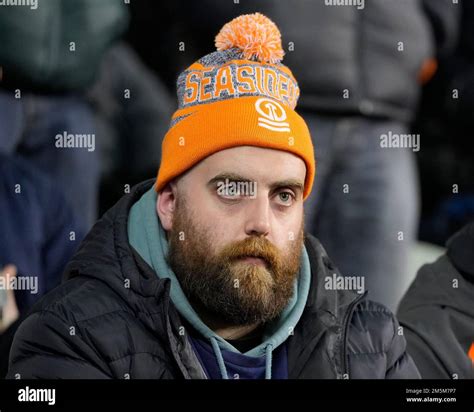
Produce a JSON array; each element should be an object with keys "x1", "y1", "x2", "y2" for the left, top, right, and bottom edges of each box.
[{"x1": 216, "y1": 236, "x2": 282, "y2": 269}]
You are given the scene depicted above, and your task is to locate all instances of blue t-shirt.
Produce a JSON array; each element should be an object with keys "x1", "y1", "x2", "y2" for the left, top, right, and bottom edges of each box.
[{"x1": 189, "y1": 335, "x2": 288, "y2": 379}]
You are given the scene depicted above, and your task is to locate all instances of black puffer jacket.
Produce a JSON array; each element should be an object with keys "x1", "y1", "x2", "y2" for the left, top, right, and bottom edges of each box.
[{"x1": 7, "y1": 180, "x2": 419, "y2": 379}]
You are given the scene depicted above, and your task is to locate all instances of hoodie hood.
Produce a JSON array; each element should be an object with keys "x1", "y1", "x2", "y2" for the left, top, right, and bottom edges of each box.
[{"x1": 127, "y1": 186, "x2": 311, "y2": 379}]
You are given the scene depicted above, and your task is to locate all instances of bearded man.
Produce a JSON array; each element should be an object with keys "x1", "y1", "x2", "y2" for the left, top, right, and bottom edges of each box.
[{"x1": 7, "y1": 14, "x2": 419, "y2": 380}]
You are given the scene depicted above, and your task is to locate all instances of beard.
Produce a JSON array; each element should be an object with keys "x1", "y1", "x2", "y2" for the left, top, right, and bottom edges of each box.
[{"x1": 167, "y1": 199, "x2": 304, "y2": 327}]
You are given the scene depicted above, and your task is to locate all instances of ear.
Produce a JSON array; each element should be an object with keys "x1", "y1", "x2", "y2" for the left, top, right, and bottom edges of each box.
[{"x1": 156, "y1": 182, "x2": 178, "y2": 231}]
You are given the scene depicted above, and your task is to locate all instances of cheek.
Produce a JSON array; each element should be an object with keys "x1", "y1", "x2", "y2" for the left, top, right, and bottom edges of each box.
[
  {"x1": 198, "y1": 192, "x2": 244, "y2": 232},
  {"x1": 188, "y1": 200, "x2": 236, "y2": 251},
  {"x1": 271, "y1": 212, "x2": 304, "y2": 251}
]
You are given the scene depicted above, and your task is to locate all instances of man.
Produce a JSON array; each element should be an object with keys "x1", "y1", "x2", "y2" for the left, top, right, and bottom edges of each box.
[
  {"x1": 7, "y1": 14, "x2": 419, "y2": 379},
  {"x1": 398, "y1": 222, "x2": 474, "y2": 379}
]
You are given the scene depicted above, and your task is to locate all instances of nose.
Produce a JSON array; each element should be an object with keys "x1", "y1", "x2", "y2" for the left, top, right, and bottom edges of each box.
[{"x1": 244, "y1": 195, "x2": 271, "y2": 237}]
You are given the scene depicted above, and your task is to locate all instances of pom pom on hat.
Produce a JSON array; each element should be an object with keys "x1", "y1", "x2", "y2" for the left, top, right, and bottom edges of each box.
[{"x1": 215, "y1": 13, "x2": 284, "y2": 64}]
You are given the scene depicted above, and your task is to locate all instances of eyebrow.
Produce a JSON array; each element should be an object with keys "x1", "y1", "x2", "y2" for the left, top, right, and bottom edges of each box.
[
  {"x1": 207, "y1": 173, "x2": 253, "y2": 187},
  {"x1": 269, "y1": 179, "x2": 304, "y2": 195},
  {"x1": 207, "y1": 173, "x2": 304, "y2": 195}
]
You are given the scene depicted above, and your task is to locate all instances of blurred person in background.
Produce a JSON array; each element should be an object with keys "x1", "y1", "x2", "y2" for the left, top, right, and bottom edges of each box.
[
  {"x1": 399, "y1": 4, "x2": 474, "y2": 379},
  {"x1": 0, "y1": 0, "x2": 129, "y2": 232},
  {"x1": 284, "y1": 0, "x2": 459, "y2": 312},
  {"x1": 126, "y1": 0, "x2": 460, "y2": 311},
  {"x1": 87, "y1": 42, "x2": 174, "y2": 215},
  {"x1": 398, "y1": 221, "x2": 474, "y2": 379},
  {"x1": 0, "y1": 154, "x2": 84, "y2": 377},
  {"x1": 0, "y1": 0, "x2": 128, "y2": 377},
  {"x1": 414, "y1": 0, "x2": 474, "y2": 245}
]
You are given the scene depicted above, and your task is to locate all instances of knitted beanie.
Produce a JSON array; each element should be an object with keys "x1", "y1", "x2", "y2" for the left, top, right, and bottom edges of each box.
[{"x1": 155, "y1": 13, "x2": 315, "y2": 199}]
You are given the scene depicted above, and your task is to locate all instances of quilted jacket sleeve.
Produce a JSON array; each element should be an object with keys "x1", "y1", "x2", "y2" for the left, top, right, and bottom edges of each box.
[
  {"x1": 7, "y1": 309, "x2": 112, "y2": 379},
  {"x1": 347, "y1": 300, "x2": 421, "y2": 379},
  {"x1": 385, "y1": 312, "x2": 421, "y2": 379}
]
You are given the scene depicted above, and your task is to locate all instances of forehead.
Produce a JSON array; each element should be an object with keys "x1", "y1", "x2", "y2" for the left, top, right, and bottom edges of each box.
[{"x1": 195, "y1": 146, "x2": 306, "y2": 181}]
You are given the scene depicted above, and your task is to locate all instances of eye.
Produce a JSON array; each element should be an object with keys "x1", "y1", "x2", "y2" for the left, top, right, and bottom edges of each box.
[
  {"x1": 275, "y1": 190, "x2": 295, "y2": 206},
  {"x1": 215, "y1": 181, "x2": 243, "y2": 202},
  {"x1": 218, "y1": 191, "x2": 241, "y2": 200}
]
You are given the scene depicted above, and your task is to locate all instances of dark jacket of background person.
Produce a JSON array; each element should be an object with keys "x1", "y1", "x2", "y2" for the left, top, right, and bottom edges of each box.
[
  {"x1": 398, "y1": 222, "x2": 474, "y2": 379},
  {"x1": 0, "y1": 0, "x2": 129, "y2": 92},
  {"x1": 7, "y1": 181, "x2": 420, "y2": 379},
  {"x1": 0, "y1": 155, "x2": 83, "y2": 377},
  {"x1": 127, "y1": 0, "x2": 457, "y2": 122},
  {"x1": 87, "y1": 43, "x2": 174, "y2": 215}
]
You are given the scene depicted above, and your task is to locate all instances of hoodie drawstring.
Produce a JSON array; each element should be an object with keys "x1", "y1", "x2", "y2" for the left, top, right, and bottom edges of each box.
[
  {"x1": 265, "y1": 343, "x2": 273, "y2": 379},
  {"x1": 210, "y1": 337, "x2": 274, "y2": 380},
  {"x1": 210, "y1": 337, "x2": 229, "y2": 379}
]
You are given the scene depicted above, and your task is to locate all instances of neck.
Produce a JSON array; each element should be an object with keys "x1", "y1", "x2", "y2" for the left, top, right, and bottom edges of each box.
[{"x1": 213, "y1": 322, "x2": 261, "y2": 340}]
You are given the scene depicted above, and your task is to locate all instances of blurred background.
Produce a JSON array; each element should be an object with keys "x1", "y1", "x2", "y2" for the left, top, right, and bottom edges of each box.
[{"x1": 0, "y1": 0, "x2": 473, "y2": 375}]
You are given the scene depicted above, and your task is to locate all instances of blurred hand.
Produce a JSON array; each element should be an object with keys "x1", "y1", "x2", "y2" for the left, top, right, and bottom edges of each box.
[{"x1": 0, "y1": 265, "x2": 20, "y2": 333}]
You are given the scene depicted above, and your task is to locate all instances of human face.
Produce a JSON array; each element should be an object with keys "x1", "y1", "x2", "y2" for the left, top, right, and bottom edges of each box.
[{"x1": 158, "y1": 146, "x2": 306, "y2": 325}]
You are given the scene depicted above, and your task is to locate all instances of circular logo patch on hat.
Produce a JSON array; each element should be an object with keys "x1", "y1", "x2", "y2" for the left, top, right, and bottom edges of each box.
[{"x1": 255, "y1": 98, "x2": 291, "y2": 133}]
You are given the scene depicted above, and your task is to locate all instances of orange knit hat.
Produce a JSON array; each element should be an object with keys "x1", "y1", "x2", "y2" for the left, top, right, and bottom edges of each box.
[{"x1": 155, "y1": 13, "x2": 315, "y2": 199}]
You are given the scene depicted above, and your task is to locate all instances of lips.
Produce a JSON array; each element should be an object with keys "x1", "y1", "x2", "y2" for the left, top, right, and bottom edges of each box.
[{"x1": 237, "y1": 255, "x2": 269, "y2": 268}]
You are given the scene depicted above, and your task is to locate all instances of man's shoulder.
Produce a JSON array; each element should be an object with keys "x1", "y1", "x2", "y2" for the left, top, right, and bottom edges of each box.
[
  {"x1": 351, "y1": 299, "x2": 399, "y2": 345},
  {"x1": 347, "y1": 298, "x2": 407, "y2": 366},
  {"x1": 28, "y1": 276, "x2": 132, "y2": 326},
  {"x1": 346, "y1": 299, "x2": 419, "y2": 378},
  {"x1": 8, "y1": 276, "x2": 141, "y2": 379},
  {"x1": 304, "y1": 233, "x2": 404, "y2": 356},
  {"x1": 9, "y1": 276, "x2": 141, "y2": 370}
]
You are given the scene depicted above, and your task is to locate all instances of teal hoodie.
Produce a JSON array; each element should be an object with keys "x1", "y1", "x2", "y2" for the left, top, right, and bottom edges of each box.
[{"x1": 127, "y1": 187, "x2": 311, "y2": 379}]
